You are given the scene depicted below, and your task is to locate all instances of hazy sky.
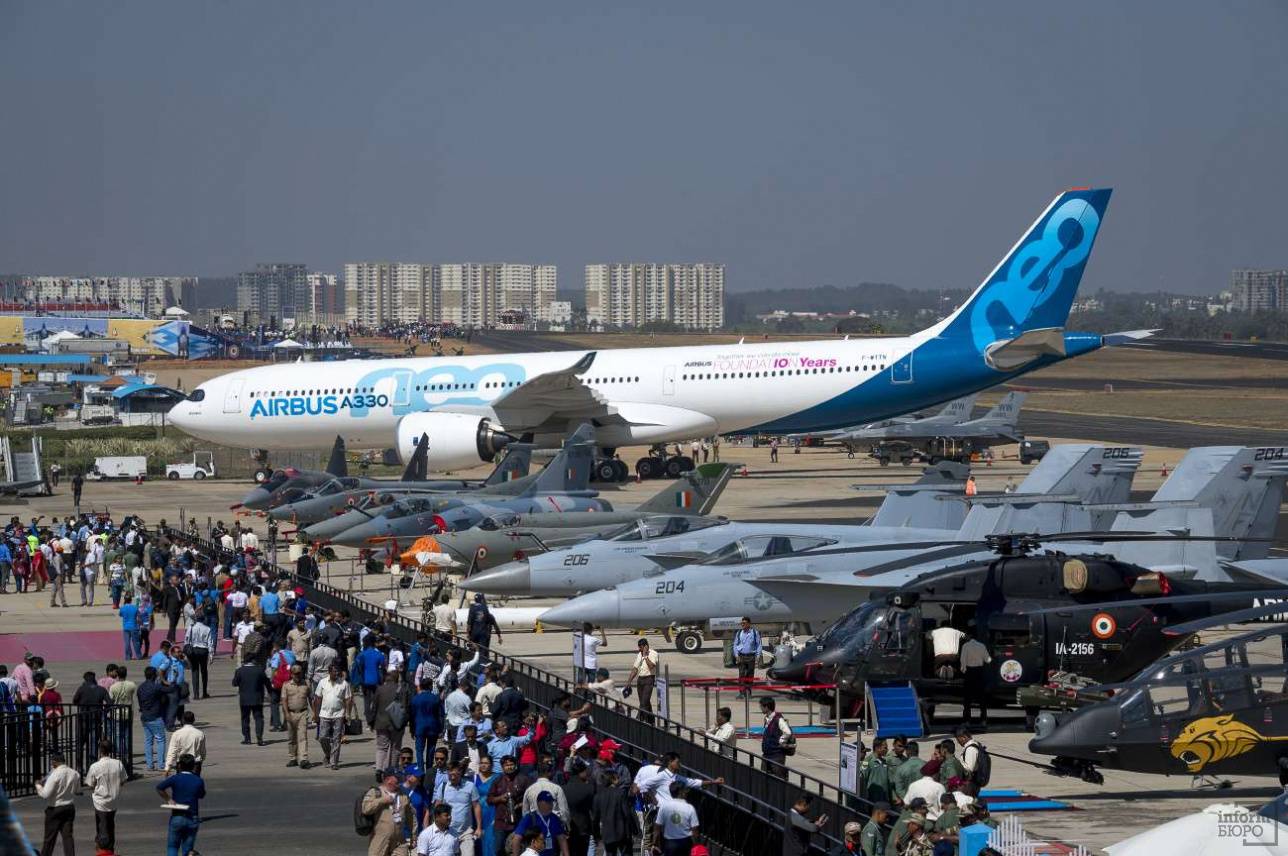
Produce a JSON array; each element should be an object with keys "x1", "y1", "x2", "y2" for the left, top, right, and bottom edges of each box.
[{"x1": 3, "y1": 2, "x2": 1286, "y2": 294}]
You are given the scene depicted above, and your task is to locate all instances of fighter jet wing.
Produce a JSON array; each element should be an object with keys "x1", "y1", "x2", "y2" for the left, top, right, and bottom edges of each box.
[
  {"x1": 1218, "y1": 559, "x2": 1288, "y2": 589},
  {"x1": 488, "y1": 352, "x2": 610, "y2": 427}
]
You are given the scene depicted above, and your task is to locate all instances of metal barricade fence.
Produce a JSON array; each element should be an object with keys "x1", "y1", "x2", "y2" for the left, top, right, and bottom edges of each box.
[
  {"x1": 166, "y1": 529, "x2": 878, "y2": 855},
  {"x1": 1, "y1": 705, "x2": 134, "y2": 798}
]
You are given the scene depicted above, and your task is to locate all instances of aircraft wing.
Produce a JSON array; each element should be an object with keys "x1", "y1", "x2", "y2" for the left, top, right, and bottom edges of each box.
[{"x1": 488, "y1": 352, "x2": 610, "y2": 427}]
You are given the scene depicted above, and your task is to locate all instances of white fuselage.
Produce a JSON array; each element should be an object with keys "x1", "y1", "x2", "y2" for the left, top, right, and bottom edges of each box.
[{"x1": 169, "y1": 336, "x2": 910, "y2": 450}]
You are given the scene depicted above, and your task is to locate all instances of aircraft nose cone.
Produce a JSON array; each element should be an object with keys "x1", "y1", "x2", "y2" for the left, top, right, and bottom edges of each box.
[
  {"x1": 267, "y1": 505, "x2": 296, "y2": 521},
  {"x1": 540, "y1": 588, "x2": 620, "y2": 628},
  {"x1": 464, "y1": 561, "x2": 531, "y2": 596},
  {"x1": 240, "y1": 489, "x2": 272, "y2": 510},
  {"x1": 300, "y1": 515, "x2": 351, "y2": 542},
  {"x1": 335, "y1": 521, "x2": 381, "y2": 548}
]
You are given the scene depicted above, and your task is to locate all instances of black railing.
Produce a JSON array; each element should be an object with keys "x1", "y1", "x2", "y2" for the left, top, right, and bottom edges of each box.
[
  {"x1": 0, "y1": 705, "x2": 134, "y2": 798},
  {"x1": 166, "y1": 529, "x2": 874, "y2": 855}
]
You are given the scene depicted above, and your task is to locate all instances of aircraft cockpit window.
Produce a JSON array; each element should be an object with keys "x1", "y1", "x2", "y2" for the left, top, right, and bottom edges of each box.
[
  {"x1": 1147, "y1": 680, "x2": 1209, "y2": 719},
  {"x1": 187, "y1": 389, "x2": 205, "y2": 402},
  {"x1": 605, "y1": 521, "x2": 646, "y2": 542},
  {"x1": 479, "y1": 513, "x2": 521, "y2": 531},
  {"x1": 1119, "y1": 688, "x2": 1149, "y2": 729},
  {"x1": 315, "y1": 479, "x2": 347, "y2": 497},
  {"x1": 817, "y1": 601, "x2": 881, "y2": 647},
  {"x1": 705, "y1": 535, "x2": 837, "y2": 565}
]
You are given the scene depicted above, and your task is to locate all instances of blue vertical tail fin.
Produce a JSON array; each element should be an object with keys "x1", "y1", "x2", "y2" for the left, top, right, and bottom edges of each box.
[{"x1": 928, "y1": 188, "x2": 1112, "y2": 356}]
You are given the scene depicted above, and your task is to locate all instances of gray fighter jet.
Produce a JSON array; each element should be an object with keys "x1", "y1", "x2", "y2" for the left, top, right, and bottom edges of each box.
[
  {"x1": 464, "y1": 459, "x2": 972, "y2": 596},
  {"x1": 269, "y1": 434, "x2": 532, "y2": 525},
  {"x1": 328, "y1": 424, "x2": 607, "y2": 547},
  {"x1": 849, "y1": 391, "x2": 1029, "y2": 465},
  {"x1": 792, "y1": 394, "x2": 979, "y2": 444},
  {"x1": 538, "y1": 446, "x2": 1286, "y2": 632},
  {"x1": 236, "y1": 436, "x2": 350, "y2": 512},
  {"x1": 488, "y1": 445, "x2": 1141, "y2": 601}
]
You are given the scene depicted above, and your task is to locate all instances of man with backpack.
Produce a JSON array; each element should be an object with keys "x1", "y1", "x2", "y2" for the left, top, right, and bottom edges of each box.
[
  {"x1": 732, "y1": 617, "x2": 762, "y2": 699},
  {"x1": 359, "y1": 768, "x2": 415, "y2": 856},
  {"x1": 759, "y1": 696, "x2": 794, "y2": 778},
  {"x1": 954, "y1": 727, "x2": 991, "y2": 795}
]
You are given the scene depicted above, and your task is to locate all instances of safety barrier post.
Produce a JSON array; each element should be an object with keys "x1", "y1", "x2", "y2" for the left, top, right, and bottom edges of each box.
[{"x1": 704, "y1": 685, "x2": 711, "y2": 731}]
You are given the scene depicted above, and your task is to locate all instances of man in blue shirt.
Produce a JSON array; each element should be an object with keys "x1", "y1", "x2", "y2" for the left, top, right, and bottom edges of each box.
[
  {"x1": 120, "y1": 594, "x2": 141, "y2": 660},
  {"x1": 352, "y1": 636, "x2": 386, "y2": 726},
  {"x1": 486, "y1": 718, "x2": 533, "y2": 766},
  {"x1": 0, "y1": 539, "x2": 12, "y2": 593},
  {"x1": 260, "y1": 586, "x2": 282, "y2": 645},
  {"x1": 732, "y1": 616, "x2": 762, "y2": 699},
  {"x1": 157, "y1": 753, "x2": 206, "y2": 856},
  {"x1": 432, "y1": 762, "x2": 482, "y2": 855}
]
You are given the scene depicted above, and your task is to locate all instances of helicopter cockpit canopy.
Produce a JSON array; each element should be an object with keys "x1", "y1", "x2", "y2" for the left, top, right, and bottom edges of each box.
[
  {"x1": 702, "y1": 534, "x2": 838, "y2": 565},
  {"x1": 604, "y1": 516, "x2": 727, "y2": 542},
  {"x1": 815, "y1": 598, "x2": 917, "y2": 657}
]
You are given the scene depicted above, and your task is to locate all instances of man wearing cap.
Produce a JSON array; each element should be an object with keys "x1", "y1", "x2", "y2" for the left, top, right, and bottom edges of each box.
[
  {"x1": 831, "y1": 821, "x2": 863, "y2": 856},
  {"x1": 885, "y1": 798, "x2": 928, "y2": 856},
  {"x1": 859, "y1": 803, "x2": 889, "y2": 856},
  {"x1": 514, "y1": 791, "x2": 569, "y2": 856},
  {"x1": 902, "y1": 761, "x2": 946, "y2": 821},
  {"x1": 363, "y1": 768, "x2": 416, "y2": 856}
]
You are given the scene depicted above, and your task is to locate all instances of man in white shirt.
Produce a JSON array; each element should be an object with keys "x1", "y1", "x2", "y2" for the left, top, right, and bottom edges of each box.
[
  {"x1": 416, "y1": 803, "x2": 458, "y2": 856},
  {"x1": 654, "y1": 782, "x2": 699, "y2": 856},
  {"x1": 474, "y1": 667, "x2": 503, "y2": 714},
  {"x1": 240, "y1": 529, "x2": 259, "y2": 552},
  {"x1": 625, "y1": 639, "x2": 660, "y2": 723},
  {"x1": 704, "y1": 706, "x2": 736, "y2": 758},
  {"x1": 35, "y1": 752, "x2": 80, "y2": 855},
  {"x1": 902, "y1": 761, "x2": 947, "y2": 820},
  {"x1": 165, "y1": 710, "x2": 208, "y2": 775},
  {"x1": 313, "y1": 663, "x2": 355, "y2": 770},
  {"x1": 574, "y1": 624, "x2": 603, "y2": 685},
  {"x1": 84, "y1": 738, "x2": 128, "y2": 852},
  {"x1": 928, "y1": 623, "x2": 966, "y2": 678},
  {"x1": 432, "y1": 595, "x2": 457, "y2": 639},
  {"x1": 444, "y1": 684, "x2": 473, "y2": 731},
  {"x1": 220, "y1": 531, "x2": 236, "y2": 552}
]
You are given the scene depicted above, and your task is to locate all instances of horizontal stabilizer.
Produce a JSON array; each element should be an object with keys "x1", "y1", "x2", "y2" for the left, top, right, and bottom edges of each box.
[{"x1": 1103, "y1": 329, "x2": 1159, "y2": 345}]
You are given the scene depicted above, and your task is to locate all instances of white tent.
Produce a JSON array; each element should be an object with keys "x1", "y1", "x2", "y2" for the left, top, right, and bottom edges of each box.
[
  {"x1": 163, "y1": 306, "x2": 190, "y2": 317},
  {"x1": 1107, "y1": 803, "x2": 1288, "y2": 855},
  {"x1": 272, "y1": 338, "x2": 304, "y2": 349},
  {"x1": 40, "y1": 330, "x2": 80, "y2": 352}
]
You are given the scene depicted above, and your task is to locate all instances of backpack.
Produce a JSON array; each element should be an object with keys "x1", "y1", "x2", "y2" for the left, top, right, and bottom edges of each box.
[
  {"x1": 971, "y1": 742, "x2": 992, "y2": 788},
  {"x1": 354, "y1": 787, "x2": 378, "y2": 836},
  {"x1": 385, "y1": 694, "x2": 408, "y2": 731},
  {"x1": 271, "y1": 657, "x2": 291, "y2": 690}
]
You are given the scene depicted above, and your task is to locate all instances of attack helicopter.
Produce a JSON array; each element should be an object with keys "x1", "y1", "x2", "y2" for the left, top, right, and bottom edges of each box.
[
  {"x1": 1029, "y1": 598, "x2": 1288, "y2": 785},
  {"x1": 767, "y1": 532, "x2": 1287, "y2": 725}
]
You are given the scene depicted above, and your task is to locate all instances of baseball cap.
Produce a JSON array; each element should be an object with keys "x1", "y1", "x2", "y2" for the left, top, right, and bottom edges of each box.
[
  {"x1": 537, "y1": 791, "x2": 555, "y2": 804},
  {"x1": 843, "y1": 821, "x2": 863, "y2": 836}
]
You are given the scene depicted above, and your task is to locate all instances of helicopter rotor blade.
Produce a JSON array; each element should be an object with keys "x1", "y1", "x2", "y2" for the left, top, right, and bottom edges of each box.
[
  {"x1": 1017, "y1": 588, "x2": 1288, "y2": 615},
  {"x1": 1161, "y1": 601, "x2": 1288, "y2": 637}
]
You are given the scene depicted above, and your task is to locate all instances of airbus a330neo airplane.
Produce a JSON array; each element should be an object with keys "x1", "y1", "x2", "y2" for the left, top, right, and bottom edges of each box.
[{"x1": 169, "y1": 188, "x2": 1145, "y2": 474}]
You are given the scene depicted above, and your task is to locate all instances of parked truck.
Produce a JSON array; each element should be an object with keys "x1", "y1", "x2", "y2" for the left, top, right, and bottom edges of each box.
[{"x1": 85, "y1": 456, "x2": 147, "y2": 480}]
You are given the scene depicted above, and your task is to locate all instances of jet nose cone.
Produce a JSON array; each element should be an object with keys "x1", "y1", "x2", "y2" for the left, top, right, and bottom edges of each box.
[
  {"x1": 240, "y1": 489, "x2": 272, "y2": 510},
  {"x1": 464, "y1": 561, "x2": 531, "y2": 596},
  {"x1": 540, "y1": 588, "x2": 620, "y2": 628},
  {"x1": 268, "y1": 505, "x2": 296, "y2": 522},
  {"x1": 335, "y1": 522, "x2": 380, "y2": 548}
]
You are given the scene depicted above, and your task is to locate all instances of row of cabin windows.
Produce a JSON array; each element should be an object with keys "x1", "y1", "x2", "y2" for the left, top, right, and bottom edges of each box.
[{"x1": 680, "y1": 363, "x2": 886, "y2": 381}]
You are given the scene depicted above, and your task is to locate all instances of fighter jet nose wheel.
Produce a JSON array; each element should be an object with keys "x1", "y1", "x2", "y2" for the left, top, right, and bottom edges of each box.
[
  {"x1": 675, "y1": 630, "x2": 704, "y2": 654},
  {"x1": 253, "y1": 467, "x2": 272, "y2": 484}
]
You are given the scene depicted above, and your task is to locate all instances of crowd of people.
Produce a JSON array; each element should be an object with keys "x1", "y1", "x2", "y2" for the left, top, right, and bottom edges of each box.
[
  {"x1": 2, "y1": 517, "x2": 991, "y2": 856},
  {"x1": 853, "y1": 731, "x2": 996, "y2": 855}
]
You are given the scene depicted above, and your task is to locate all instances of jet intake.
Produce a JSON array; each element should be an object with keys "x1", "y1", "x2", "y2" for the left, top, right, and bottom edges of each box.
[{"x1": 395, "y1": 412, "x2": 515, "y2": 472}]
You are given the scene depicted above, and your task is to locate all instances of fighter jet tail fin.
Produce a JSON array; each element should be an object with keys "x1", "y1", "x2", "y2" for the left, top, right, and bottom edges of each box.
[
  {"x1": 976, "y1": 391, "x2": 1027, "y2": 426},
  {"x1": 866, "y1": 460, "x2": 970, "y2": 529},
  {"x1": 636, "y1": 463, "x2": 737, "y2": 516},
  {"x1": 934, "y1": 394, "x2": 980, "y2": 424},
  {"x1": 1118, "y1": 446, "x2": 1288, "y2": 561},
  {"x1": 484, "y1": 444, "x2": 534, "y2": 486},
  {"x1": 523, "y1": 424, "x2": 596, "y2": 495},
  {"x1": 400, "y1": 433, "x2": 429, "y2": 481},
  {"x1": 325, "y1": 435, "x2": 348, "y2": 477}
]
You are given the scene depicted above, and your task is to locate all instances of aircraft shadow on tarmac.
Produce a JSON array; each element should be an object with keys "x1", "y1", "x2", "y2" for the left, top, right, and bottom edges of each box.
[{"x1": 1049, "y1": 785, "x2": 1279, "y2": 803}]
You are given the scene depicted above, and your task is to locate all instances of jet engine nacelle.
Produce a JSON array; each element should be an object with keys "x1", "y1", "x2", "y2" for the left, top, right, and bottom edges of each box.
[{"x1": 395, "y1": 412, "x2": 513, "y2": 471}]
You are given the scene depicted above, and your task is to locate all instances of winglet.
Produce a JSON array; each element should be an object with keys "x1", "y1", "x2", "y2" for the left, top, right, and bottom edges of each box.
[{"x1": 573, "y1": 352, "x2": 597, "y2": 375}]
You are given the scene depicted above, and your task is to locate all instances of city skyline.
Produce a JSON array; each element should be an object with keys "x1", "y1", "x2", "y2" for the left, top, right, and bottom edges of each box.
[{"x1": 3, "y1": 3, "x2": 1287, "y2": 295}]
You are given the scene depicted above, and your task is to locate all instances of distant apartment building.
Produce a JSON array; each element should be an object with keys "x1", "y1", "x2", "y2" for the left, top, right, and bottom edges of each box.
[
  {"x1": 585, "y1": 263, "x2": 724, "y2": 330},
  {"x1": 304, "y1": 273, "x2": 345, "y2": 325},
  {"x1": 1231, "y1": 269, "x2": 1288, "y2": 311},
  {"x1": 11, "y1": 276, "x2": 197, "y2": 317},
  {"x1": 236, "y1": 263, "x2": 309, "y2": 323},
  {"x1": 344, "y1": 262, "x2": 555, "y2": 327}
]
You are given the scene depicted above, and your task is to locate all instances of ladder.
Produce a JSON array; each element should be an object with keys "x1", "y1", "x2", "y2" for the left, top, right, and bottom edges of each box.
[{"x1": 865, "y1": 680, "x2": 925, "y2": 738}]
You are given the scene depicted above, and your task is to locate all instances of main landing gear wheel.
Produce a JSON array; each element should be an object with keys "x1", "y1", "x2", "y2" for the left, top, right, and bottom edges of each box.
[
  {"x1": 610, "y1": 459, "x2": 629, "y2": 482},
  {"x1": 636, "y1": 457, "x2": 659, "y2": 480},
  {"x1": 253, "y1": 467, "x2": 272, "y2": 484},
  {"x1": 664, "y1": 457, "x2": 684, "y2": 478},
  {"x1": 675, "y1": 630, "x2": 704, "y2": 653},
  {"x1": 593, "y1": 460, "x2": 618, "y2": 483},
  {"x1": 676, "y1": 456, "x2": 695, "y2": 473}
]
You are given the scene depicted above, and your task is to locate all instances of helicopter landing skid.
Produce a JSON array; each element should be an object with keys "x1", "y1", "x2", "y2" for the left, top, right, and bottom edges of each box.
[
  {"x1": 1050, "y1": 756, "x2": 1104, "y2": 785},
  {"x1": 1190, "y1": 774, "x2": 1234, "y2": 791}
]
